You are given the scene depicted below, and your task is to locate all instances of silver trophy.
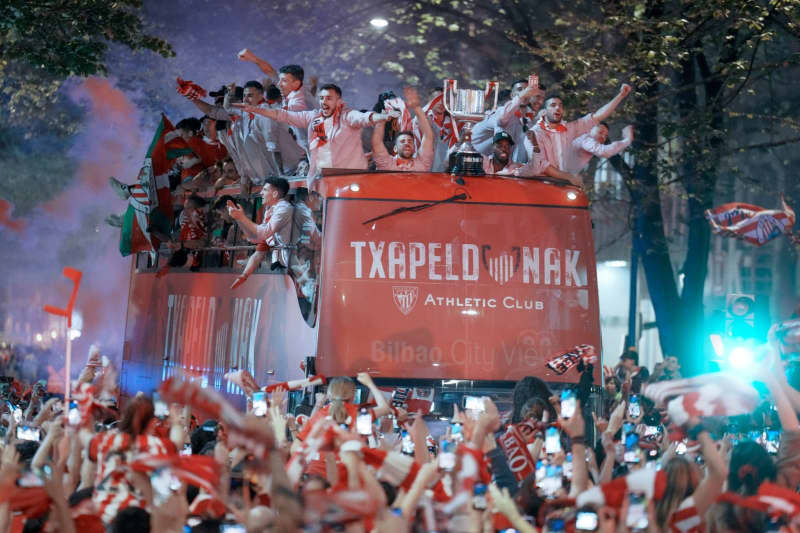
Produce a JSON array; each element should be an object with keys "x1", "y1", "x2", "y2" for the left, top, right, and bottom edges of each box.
[{"x1": 443, "y1": 79, "x2": 499, "y2": 176}]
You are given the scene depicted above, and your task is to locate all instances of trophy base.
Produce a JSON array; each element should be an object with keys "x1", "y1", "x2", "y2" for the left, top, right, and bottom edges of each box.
[{"x1": 449, "y1": 151, "x2": 485, "y2": 177}]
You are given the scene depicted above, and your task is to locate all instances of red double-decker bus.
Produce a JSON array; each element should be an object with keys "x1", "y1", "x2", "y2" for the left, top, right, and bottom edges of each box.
[{"x1": 120, "y1": 171, "x2": 601, "y2": 409}]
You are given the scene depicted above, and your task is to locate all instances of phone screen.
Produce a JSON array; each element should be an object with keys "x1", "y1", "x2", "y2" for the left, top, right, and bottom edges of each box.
[
  {"x1": 67, "y1": 401, "x2": 80, "y2": 426},
  {"x1": 545, "y1": 427, "x2": 562, "y2": 454},
  {"x1": 575, "y1": 510, "x2": 598, "y2": 530},
  {"x1": 252, "y1": 391, "x2": 267, "y2": 417},
  {"x1": 16, "y1": 471, "x2": 44, "y2": 488},
  {"x1": 150, "y1": 468, "x2": 180, "y2": 505},
  {"x1": 676, "y1": 441, "x2": 687, "y2": 455},
  {"x1": 765, "y1": 429, "x2": 780, "y2": 454},
  {"x1": 220, "y1": 525, "x2": 246, "y2": 533},
  {"x1": 401, "y1": 430, "x2": 415, "y2": 454},
  {"x1": 626, "y1": 493, "x2": 648, "y2": 529},
  {"x1": 540, "y1": 465, "x2": 563, "y2": 497},
  {"x1": 451, "y1": 422, "x2": 463, "y2": 441},
  {"x1": 180, "y1": 443, "x2": 192, "y2": 456},
  {"x1": 438, "y1": 439, "x2": 455, "y2": 470},
  {"x1": 560, "y1": 389, "x2": 576, "y2": 419},
  {"x1": 628, "y1": 395, "x2": 641, "y2": 418},
  {"x1": 16, "y1": 425, "x2": 41, "y2": 442},
  {"x1": 356, "y1": 410, "x2": 372, "y2": 435},
  {"x1": 463, "y1": 396, "x2": 485, "y2": 411}
]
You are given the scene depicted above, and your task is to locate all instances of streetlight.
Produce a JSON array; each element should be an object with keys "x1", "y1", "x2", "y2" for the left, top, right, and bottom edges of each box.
[{"x1": 370, "y1": 17, "x2": 389, "y2": 28}]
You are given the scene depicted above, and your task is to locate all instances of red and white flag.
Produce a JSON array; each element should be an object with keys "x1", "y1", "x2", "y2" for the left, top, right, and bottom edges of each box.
[
  {"x1": 644, "y1": 373, "x2": 760, "y2": 426},
  {"x1": 361, "y1": 448, "x2": 421, "y2": 491},
  {"x1": 705, "y1": 196, "x2": 796, "y2": 246},
  {"x1": 263, "y1": 374, "x2": 326, "y2": 393},
  {"x1": 717, "y1": 482, "x2": 800, "y2": 518},
  {"x1": 497, "y1": 424, "x2": 536, "y2": 482},
  {"x1": 378, "y1": 386, "x2": 435, "y2": 415},
  {"x1": 130, "y1": 454, "x2": 221, "y2": 496},
  {"x1": 577, "y1": 468, "x2": 667, "y2": 508}
]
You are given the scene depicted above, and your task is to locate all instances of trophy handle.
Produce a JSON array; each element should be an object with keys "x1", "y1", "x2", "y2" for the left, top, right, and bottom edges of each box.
[
  {"x1": 485, "y1": 81, "x2": 499, "y2": 112},
  {"x1": 443, "y1": 79, "x2": 461, "y2": 142}
]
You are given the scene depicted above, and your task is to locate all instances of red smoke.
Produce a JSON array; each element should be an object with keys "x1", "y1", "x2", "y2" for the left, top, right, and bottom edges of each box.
[{"x1": 0, "y1": 198, "x2": 25, "y2": 232}]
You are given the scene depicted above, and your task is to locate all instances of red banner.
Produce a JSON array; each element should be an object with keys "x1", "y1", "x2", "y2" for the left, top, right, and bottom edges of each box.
[
  {"x1": 316, "y1": 199, "x2": 601, "y2": 381},
  {"x1": 121, "y1": 270, "x2": 315, "y2": 399},
  {"x1": 497, "y1": 424, "x2": 536, "y2": 482}
]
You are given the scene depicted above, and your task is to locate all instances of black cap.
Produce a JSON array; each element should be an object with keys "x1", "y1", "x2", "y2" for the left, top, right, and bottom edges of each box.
[{"x1": 492, "y1": 131, "x2": 514, "y2": 145}]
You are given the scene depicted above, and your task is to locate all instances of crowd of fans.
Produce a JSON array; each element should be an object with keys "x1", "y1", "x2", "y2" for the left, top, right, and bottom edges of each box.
[{"x1": 0, "y1": 330, "x2": 793, "y2": 532}]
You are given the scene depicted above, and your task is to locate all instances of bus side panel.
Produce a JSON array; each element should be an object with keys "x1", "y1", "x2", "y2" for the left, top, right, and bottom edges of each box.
[
  {"x1": 317, "y1": 198, "x2": 600, "y2": 382},
  {"x1": 121, "y1": 271, "x2": 316, "y2": 399}
]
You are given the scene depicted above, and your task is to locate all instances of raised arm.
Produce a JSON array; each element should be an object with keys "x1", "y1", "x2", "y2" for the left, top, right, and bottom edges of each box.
[
  {"x1": 592, "y1": 83, "x2": 632, "y2": 123},
  {"x1": 497, "y1": 85, "x2": 543, "y2": 128},
  {"x1": 575, "y1": 126, "x2": 633, "y2": 158},
  {"x1": 238, "y1": 48, "x2": 277, "y2": 79},
  {"x1": 405, "y1": 87, "x2": 433, "y2": 156},
  {"x1": 357, "y1": 372, "x2": 392, "y2": 417},
  {"x1": 371, "y1": 119, "x2": 390, "y2": 159},
  {"x1": 227, "y1": 200, "x2": 260, "y2": 241},
  {"x1": 687, "y1": 417, "x2": 728, "y2": 516}
]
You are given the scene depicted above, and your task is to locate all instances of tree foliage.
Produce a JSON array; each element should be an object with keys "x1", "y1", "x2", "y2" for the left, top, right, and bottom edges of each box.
[{"x1": 0, "y1": 0, "x2": 173, "y2": 78}]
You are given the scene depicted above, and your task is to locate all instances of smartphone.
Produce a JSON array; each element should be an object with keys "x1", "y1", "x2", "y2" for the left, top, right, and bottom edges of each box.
[
  {"x1": 153, "y1": 392, "x2": 169, "y2": 419},
  {"x1": 575, "y1": 510, "x2": 599, "y2": 531},
  {"x1": 16, "y1": 425, "x2": 41, "y2": 442},
  {"x1": 150, "y1": 468, "x2": 181, "y2": 505},
  {"x1": 560, "y1": 389, "x2": 576, "y2": 419},
  {"x1": 644, "y1": 425, "x2": 660, "y2": 437},
  {"x1": 67, "y1": 400, "x2": 80, "y2": 426},
  {"x1": 628, "y1": 395, "x2": 641, "y2": 418},
  {"x1": 438, "y1": 439, "x2": 456, "y2": 471},
  {"x1": 541, "y1": 465, "x2": 563, "y2": 497},
  {"x1": 765, "y1": 429, "x2": 780, "y2": 454},
  {"x1": 252, "y1": 391, "x2": 267, "y2": 417},
  {"x1": 626, "y1": 493, "x2": 648, "y2": 529},
  {"x1": 451, "y1": 422, "x2": 463, "y2": 441},
  {"x1": 564, "y1": 453, "x2": 573, "y2": 479},
  {"x1": 535, "y1": 460, "x2": 547, "y2": 482},
  {"x1": 463, "y1": 396, "x2": 485, "y2": 411},
  {"x1": 528, "y1": 74, "x2": 540, "y2": 90},
  {"x1": 401, "y1": 430, "x2": 415, "y2": 455},
  {"x1": 180, "y1": 443, "x2": 192, "y2": 456},
  {"x1": 16, "y1": 471, "x2": 44, "y2": 488},
  {"x1": 472, "y1": 483, "x2": 487, "y2": 510},
  {"x1": 545, "y1": 426, "x2": 562, "y2": 454},
  {"x1": 623, "y1": 422, "x2": 635, "y2": 436},
  {"x1": 221, "y1": 524, "x2": 246, "y2": 533},
  {"x1": 357, "y1": 408, "x2": 372, "y2": 436},
  {"x1": 676, "y1": 440, "x2": 687, "y2": 455}
]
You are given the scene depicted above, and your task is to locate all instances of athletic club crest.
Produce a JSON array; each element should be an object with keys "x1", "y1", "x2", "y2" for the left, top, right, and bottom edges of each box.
[
  {"x1": 392, "y1": 286, "x2": 418, "y2": 315},
  {"x1": 481, "y1": 245, "x2": 521, "y2": 286}
]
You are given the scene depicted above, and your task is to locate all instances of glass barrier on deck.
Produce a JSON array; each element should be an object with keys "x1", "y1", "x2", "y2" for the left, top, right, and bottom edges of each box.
[{"x1": 134, "y1": 178, "x2": 322, "y2": 325}]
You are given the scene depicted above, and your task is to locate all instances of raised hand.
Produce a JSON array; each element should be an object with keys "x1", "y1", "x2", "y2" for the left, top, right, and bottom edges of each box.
[
  {"x1": 403, "y1": 86, "x2": 421, "y2": 108},
  {"x1": 238, "y1": 48, "x2": 257, "y2": 62},
  {"x1": 226, "y1": 200, "x2": 245, "y2": 221},
  {"x1": 622, "y1": 125, "x2": 634, "y2": 142},
  {"x1": 620, "y1": 83, "x2": 633, "y2": 97}
]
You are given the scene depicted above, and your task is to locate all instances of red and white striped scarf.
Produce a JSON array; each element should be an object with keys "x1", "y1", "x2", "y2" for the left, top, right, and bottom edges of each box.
[
  {"x1": 669, "y1": 497, "x2": 703, "y2": 533},
  {"x1": 309, "y1": 104, "x2": 343, "y2": 150},
  {"x1": 422, "y1": 93, "x2": 459, "y2": 148},
  {"x1": 130, "y1": 454, "x2": 221, "y2": 496},
  {"x1": 577, "y1": 468, "x2": 667, "y2": 508},
  {"x1": 158, "y1": 377, "x2": 275, "y2": 459},
  {"x1": 536, "y1": 116, "x2": 567, "y2": 133},
  {"x1": 717, "y1": 482, "x2": 800, "y2": 519},
  {"x1": 705, "y1": 195, "x2": 796, "y2": 246},
  {"x1": 176, "y1": 77, "x2": 207, "y2": 101},
  {"x1": 643, "y1": 373, "x2": 760, "y2": 426},
  {"x1": 382, "y1": 97, "x2": 414, "y2": 133}
]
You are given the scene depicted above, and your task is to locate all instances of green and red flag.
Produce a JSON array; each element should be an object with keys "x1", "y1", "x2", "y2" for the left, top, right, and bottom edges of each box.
[{"x1": 119, "y1": 114, "x2": 191, "y2": 257}]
